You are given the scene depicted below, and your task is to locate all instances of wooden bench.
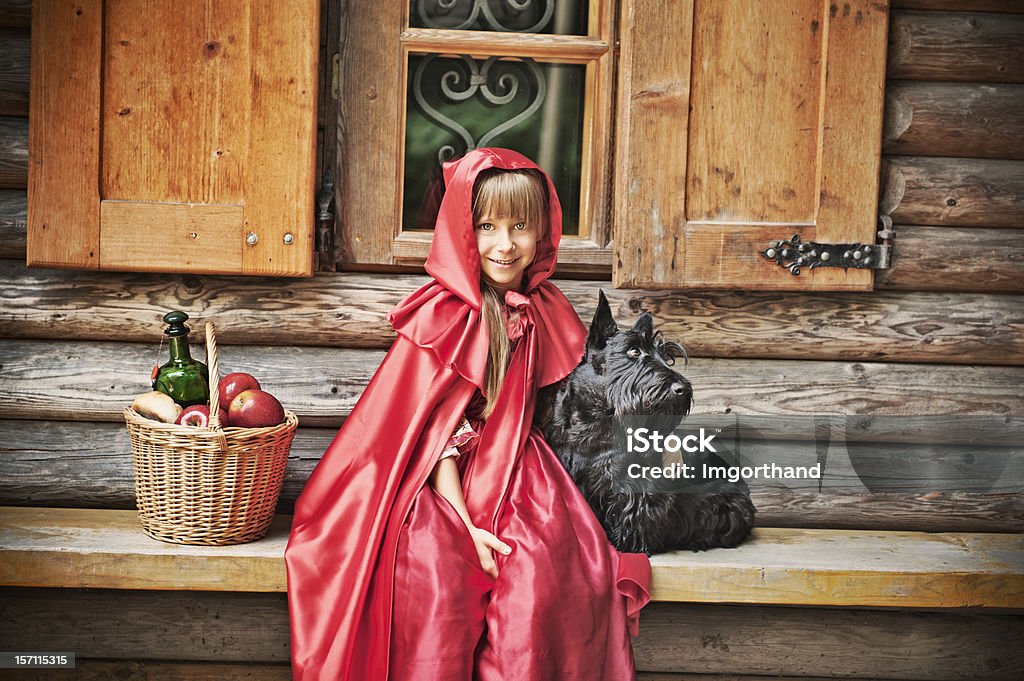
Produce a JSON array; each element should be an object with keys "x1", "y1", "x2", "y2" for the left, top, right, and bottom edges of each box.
[{"x1": 3, "y1": 506, "x2": 1021, "y2": 610}]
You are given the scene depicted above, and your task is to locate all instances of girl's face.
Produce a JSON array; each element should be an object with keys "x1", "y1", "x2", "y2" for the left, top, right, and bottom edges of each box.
[{"x1": 475, "y1": 213, "x2": 539, "y2": 292}]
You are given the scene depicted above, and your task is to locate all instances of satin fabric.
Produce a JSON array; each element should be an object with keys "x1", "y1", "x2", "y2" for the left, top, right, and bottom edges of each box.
[{"x1": 285, "y1": 148, "x2": 651, "y2": 680}]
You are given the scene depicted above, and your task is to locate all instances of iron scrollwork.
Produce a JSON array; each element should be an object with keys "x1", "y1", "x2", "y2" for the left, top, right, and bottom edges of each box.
[
  {"x1": 412, "y1": 54, "x2": 547, "y2": 164},
  {"x1": 415, "y1": 0, "x2": 555, "y2": 33}
]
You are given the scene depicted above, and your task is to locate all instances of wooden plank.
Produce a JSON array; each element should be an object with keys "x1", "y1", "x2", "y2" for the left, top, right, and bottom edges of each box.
[
  {"x1": 2, "y1": 587, "x2": 1020, "y2": 678},
  {"x1": 0, "y1": 188, "x2": 25, "y2": 258},
  {"x1": 884, "y1": 156, "x2": 1024, "y2": 228},
  {"x1": 101, "y1": 2, "x2": 250, "y2": 205},
  {"x1": 400, "y1": 28, "x2": 609, "y2": 62},
  {"x1": 242, "y1": 0, "x2": 318, "y2": 277},
  {"x1": 633, "y1": 602, "x2": 1024, "y2": 679},
  {"x1": 26, "y1": 0, "x2": 102, "y2": 270},
  {"x1": 612, "y1": 0, "x2": 692, "y2": 288},
  {"x1": 3, "y1": 340, "x2": 1023, "y2": 425},
  {"x1": 336, "y1": 0, "x2": 405, "y2": 264},
  {"x1": 2, "y1": 661, "x2": 293, "y2": 681},
  {"x1": 681, "y1": 224, "x2": 872, "y2": 291},
  {"x1": 0, "y1": 419, "x2": 328, "y2": 511},
  {"x1": 4, "y1": 262, "x2": 1022, "y2": 363},
  {"x1": 0, "y1": 587, "x2": 290, "y2": 663},
  {"x1": 884, "y1": 82, "x2": 1024, "y2": 159},
  {"x1": 3, "y1": 419, "x2": 1021, "y2": 531},
  {"x1": 0, "y1": 507, "x2": 290, "y2": 592},
  {"x1": 0, "y1": 114, "x2": 27, "y2": 188},
  {"x1": 0, "y1": 0, "x2": 30, "y2": 29},
  {"x1": 98, "y1": 201, "x2": 245, "y2": 274},
  {"x1": 3, "y1": 508, "x2": 1021, "y2": 610},
  {"x1": 648, "y1": 527, "x2": 1024, "y2": 608},
  {"x1": 0, "y1": 28, "x2": 29, "y2": 116},
  {"x1": 814, "y1": 0, "x2": 889, "y2": 292},
  {"x1": 686, "y1": 0, "x2": 822, "y2": 225},
  {"x1": 888, "y1": 10, "x2": 1024, "y2": 83},
  {"x1": 876, "y1": 225, "x2": 1024, "y2": 292},
  {"x1": 891, "y1": 0, "x2": 1024, "y2": 12}
]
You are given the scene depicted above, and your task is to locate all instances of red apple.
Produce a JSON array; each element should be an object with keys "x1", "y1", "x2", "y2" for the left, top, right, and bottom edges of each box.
[
  {"x1": 177, "y1": 405, "x2": 229, "y2": 428},
  {"x1": 219, "y1": 372, "x2": 261, "y2": 409},
  {"x1": 228, "y1": 389, "x2": 285, "y2": 428}
]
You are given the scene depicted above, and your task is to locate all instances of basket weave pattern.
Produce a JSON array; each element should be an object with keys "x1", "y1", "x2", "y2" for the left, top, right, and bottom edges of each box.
[{"x1": 124, "y1": 322, "x2": 296, "y2": 545}]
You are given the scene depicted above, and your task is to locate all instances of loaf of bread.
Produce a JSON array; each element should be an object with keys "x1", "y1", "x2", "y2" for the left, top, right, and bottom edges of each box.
[{"x1": 132, "y1": 391, "x2": 183, "y2": 423}]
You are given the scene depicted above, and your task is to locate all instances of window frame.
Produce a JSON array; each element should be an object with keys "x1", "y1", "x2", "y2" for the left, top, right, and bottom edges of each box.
[{"x1": 335, "y1": 1, "x2": 616, "y2": 274}]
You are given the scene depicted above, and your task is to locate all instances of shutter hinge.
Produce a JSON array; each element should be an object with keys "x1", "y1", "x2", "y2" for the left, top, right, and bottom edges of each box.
[
  {"x1": 762, "y1": 234, "x2": 891, "y2": 276},
  {"x1": 331, "y1": 53, "x2": 340, "y2": 100},
  {"x1": 316, "y1": 168, "x2": 335, "y2": 256}
]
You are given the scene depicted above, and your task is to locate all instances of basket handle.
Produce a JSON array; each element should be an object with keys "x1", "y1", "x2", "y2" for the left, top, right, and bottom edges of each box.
[{"x1": 205, "y1": 321, "x2": 228, "y2": 451}]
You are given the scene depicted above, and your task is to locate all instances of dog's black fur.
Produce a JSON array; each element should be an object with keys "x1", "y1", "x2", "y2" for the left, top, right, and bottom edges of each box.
[{"x1": 537, "y1": 291, "x2": 755, "y2": 554}]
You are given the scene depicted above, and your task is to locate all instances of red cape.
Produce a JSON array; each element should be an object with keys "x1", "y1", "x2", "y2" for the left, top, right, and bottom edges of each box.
[{"x1": 285, "y1": 149, "x2": 618, "y2": 679}]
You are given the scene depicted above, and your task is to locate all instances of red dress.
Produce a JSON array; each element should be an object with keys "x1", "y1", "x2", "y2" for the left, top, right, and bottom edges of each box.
[{"x1": 285, "y1": 148, "x2": 651, "y2": 680}]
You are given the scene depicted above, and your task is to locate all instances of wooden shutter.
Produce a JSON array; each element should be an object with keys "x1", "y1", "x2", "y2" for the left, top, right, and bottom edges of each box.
[
  {"x1": 614, "y1": 0, "x2": 889, "y2": 290},
  {"x1": 28, "y1": 1, "x2": 319, "y2": 277}
]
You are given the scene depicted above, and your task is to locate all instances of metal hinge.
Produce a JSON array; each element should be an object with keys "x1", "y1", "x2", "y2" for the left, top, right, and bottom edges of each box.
[
  {"x1": 762, "y1": 234, "x2": 892, "y2": 276},
  {"x1": 331, "y1": 53, "x2": 340, "y2": 100}
]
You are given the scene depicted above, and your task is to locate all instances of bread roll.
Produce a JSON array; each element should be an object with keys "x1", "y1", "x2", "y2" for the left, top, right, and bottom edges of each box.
[{"x1": 132, "y1": 391, "x2": 183, "y2": 423}]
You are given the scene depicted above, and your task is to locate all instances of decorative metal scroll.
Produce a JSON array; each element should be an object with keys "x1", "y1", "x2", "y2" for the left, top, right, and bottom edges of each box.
[
  {"x1": 414, "y1": 0, "x2": 554, "y2": 33},
  {"x1": 411, "y1": 55, "x2": 547, "y2": 164},
  {"x1": 762, "y1": 235, "x2": 891, "y2": 275}
]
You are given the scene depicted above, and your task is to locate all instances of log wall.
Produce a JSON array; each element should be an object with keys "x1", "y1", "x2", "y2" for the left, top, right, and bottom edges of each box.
[{"x1": 0, "y1": 1, "x2": 1021, "y2": 679}]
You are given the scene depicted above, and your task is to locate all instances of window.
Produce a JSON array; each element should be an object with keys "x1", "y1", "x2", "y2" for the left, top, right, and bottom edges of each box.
[
  {"x1": 337, "y1": 0, "x2": 889, "y2": 291},
  {"x1": 337, "y1": 0, "x2": 615, "y2": 273}
]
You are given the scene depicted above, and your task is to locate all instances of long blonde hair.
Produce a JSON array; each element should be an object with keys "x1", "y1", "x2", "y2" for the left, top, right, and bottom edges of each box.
[{"x1": 472, "y1": 168, "x2": 548, "y2": 418}]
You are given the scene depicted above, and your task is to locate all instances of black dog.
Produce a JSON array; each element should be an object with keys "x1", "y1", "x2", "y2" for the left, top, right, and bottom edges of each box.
[{"x1": 537, "y1": 291, "x2": 755, "y2": 554}]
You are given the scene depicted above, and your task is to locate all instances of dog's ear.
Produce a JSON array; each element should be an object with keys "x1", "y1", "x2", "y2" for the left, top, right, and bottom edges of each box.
[
  {"x1": 588, "y1": 290, "x2": 619, "y2": 352},
  {"x1": 632, "y1": 312, "x2": 654, "y2": 339}
]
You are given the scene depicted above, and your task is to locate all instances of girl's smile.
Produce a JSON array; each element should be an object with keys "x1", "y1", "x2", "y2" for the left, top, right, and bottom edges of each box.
[{"x1": 476, "y1": 215, "x2": 539, "y2": 291}]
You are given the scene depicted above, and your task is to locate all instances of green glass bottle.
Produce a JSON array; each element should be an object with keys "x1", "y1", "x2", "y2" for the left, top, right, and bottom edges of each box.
[{"x1": 153, "y1": 311, "x2": 210, "y2": 408}]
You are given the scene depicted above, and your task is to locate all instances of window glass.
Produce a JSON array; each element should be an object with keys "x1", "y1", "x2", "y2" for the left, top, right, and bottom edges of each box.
[
  {"x1": 410, "y1": 0, "x2": 589, "y2": 35},
  {"x1": 403, "y1": 54, "x2": 585, "y2": 235}
]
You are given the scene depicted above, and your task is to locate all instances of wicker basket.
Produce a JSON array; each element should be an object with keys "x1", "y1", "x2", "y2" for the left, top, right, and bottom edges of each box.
[{"x1": 124, "y1": 321, "x2": 297, "y2": 545}]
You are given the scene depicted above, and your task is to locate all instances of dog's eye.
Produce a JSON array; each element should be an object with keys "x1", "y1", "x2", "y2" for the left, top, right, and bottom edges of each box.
[{"x1": 627, "y1": 347, "x2": 641, "y2": 359}]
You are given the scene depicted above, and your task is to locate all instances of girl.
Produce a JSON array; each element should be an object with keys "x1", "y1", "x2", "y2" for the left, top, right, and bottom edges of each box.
[{"x1": 285, "y1": 148, "x2": 651, "y2": 680}]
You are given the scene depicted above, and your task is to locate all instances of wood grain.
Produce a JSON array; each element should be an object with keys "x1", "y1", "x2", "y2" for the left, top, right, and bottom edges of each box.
[
  {"x1": 612, "y1": 0, "x2": 692, "y2": 288},
  {"x1": 0, "y1": 115, "x2": 27, "y2": 188},
  {"x1": 888, "y1": 10, "x2": 1024, "y2": 83},
  {"x1": 98, "y1": 200, "x2": 244, "y2": 274},
  {"x1": 0, "y1": 0, "x2": 30, "y2": 29},
  {"x1": 632, "y1": 601, "x2": 1024, "y2": 679},
  {"x1": 4, "y1": 420, "x2": 1019, "y2": 531},
  {"x1": 1, "y1": 261, "x2": 1022, "y2": 364},
  {"x1": 1, "y1": 587, "x2": 1020, "y2": 677},
  {"x1": 335, "y1": 0, "x2": 404, "y2": 264},
  {"x1": 876, "y1": 225, "x2": 1024, "y2": 292},
  {"x1": 26, "y1": 0, "x2": 101, "y2": 270},
  {"x1": 0, "y1": 28, "x2": 29, "y2": 116},
  {"x1": 884, "y1": 156, "x2": 1024, "y2": 227},
  {"x1": 891, "y1": 0, "x2": 1024, "y2": 12},
  {"x1": 0, "y1": 587, "x2": 291, "y2": 663},
  {"x1": 884, "y1": 82, "x2": 1024, "y2": 159},
  {"x1": 0, "y1": 661, "x2": 293, "y2": 681},
  {"x1": 3, "y1": 508, "x2": 1021, "y2": 609},
  {"x1": 0, "y1": 188, "x2": 25, "y2": 258},
  {"x1": 2, "y1": 339, "x2": 1023, "y2": 426}
]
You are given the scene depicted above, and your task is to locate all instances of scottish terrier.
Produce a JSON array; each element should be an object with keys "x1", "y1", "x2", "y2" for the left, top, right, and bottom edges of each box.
[{"x1": 537, "y1": 291, "x2": 755, "y2": 554}]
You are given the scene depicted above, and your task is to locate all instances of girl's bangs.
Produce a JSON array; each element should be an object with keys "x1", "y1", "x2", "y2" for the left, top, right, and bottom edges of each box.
[{"x1": 473, "y1": 170, "x2": 546, "y2": 232}]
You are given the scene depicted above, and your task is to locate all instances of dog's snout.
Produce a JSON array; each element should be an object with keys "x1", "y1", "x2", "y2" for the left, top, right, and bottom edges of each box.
[{"x1": 671, "y1": 382, "x2": 688, "y2": 396}]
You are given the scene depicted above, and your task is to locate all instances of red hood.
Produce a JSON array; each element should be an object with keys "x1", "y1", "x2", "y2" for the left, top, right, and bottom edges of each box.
[{"x1": 426, "y1": 147, "x2": 562, "y2": 307}]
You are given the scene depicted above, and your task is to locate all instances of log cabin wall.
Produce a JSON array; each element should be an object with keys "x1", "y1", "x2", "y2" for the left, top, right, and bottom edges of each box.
[{"x1": 0, "y1": 0, "x2": 1021, "y2": 679}]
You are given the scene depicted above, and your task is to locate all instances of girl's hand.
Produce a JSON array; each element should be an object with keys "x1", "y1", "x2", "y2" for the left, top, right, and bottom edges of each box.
[{"x1": 468, "y1": 526, "x2": 512, "y2": 579}]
